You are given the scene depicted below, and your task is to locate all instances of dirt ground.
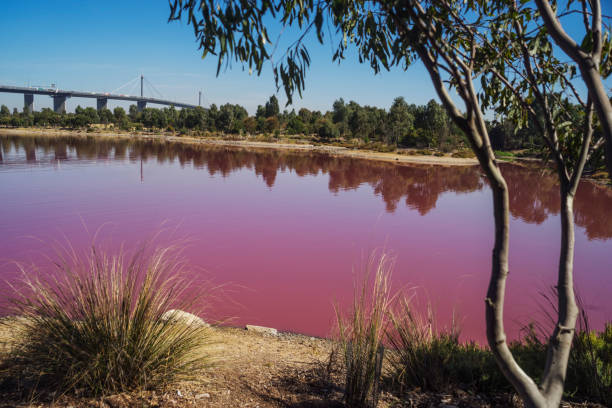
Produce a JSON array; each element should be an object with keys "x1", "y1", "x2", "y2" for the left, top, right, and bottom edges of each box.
[{"x1": 0, "y1": 324, "x2": 605, "y2": 408}]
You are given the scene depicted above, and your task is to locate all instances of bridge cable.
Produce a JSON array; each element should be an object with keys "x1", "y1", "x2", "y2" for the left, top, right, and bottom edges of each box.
[
  {"x1": 143, "y1": 77, "x2": 164, "y2": 99},
  {"x1": 110, "y1": 77, "x2": 140, "y2": 95},
  {"x1": 127, "y1": 80, "x2": 140, "y2": 98}
]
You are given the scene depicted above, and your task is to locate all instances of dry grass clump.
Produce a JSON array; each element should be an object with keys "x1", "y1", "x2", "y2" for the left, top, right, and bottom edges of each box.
[
  {"x1": 0, "y1": 244, "x2": 210, "y2": 398},
  {"x1": 335, "y1": 252, "x2": 395, "y2": 408}
]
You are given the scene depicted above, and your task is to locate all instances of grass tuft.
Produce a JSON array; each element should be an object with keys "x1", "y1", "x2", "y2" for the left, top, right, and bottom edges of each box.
[
  {"x1": 335, "y1": 252, "x2": 395, "y2": 408},
  {"x1": 0, "y1": 244, "x2": 210, "y2": 398},
  {"x1": 387, "y1": 296, "x2": 478, "y2": 392}
]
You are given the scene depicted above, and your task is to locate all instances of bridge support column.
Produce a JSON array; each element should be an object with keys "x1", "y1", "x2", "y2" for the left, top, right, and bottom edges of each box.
[
  {"x1": 137, "y1": 100, "x2": 147, "y2": 112},
  {"x1": 96, "y1": 98, "x2": 108, "y2": 111},
  {"x1": 24, "y1": 94, "x2": 34, "y2": 113},
  {"x1": 53, "y1": 95, "x2": 67, "y2": 113}
]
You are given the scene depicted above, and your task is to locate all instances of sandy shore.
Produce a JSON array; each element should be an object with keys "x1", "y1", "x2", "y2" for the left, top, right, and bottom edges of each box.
[{"x1": 0, "y1": 127, "x2": 479, "y2": 167}]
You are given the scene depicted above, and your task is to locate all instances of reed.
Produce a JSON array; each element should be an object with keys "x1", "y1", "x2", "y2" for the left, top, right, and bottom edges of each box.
[{"x1": 335, "y1": 252, "x2": 395, "y2": 408}]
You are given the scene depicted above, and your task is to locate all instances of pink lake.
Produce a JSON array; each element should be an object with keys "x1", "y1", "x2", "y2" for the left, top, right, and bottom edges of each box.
[{"x1": 0, "y1": 134, "x2": 611, "y2": 342}]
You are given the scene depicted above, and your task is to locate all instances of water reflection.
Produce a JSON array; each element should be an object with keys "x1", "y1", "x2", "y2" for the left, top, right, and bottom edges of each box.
[{"x1": 2, "y1": 134, "x2": 611, "y2": 240}]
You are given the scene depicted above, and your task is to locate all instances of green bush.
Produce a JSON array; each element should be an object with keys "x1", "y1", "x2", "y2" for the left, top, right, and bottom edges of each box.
[
  {"x1": 1, "y1": 245, "x2": 210, "y2": 397},
  {"x1": 386, "y1": 293, "x2": 612, "y2": 405},
  {"x1": 451, "y1": 149, "x2": 475, "y2": 158},
  {"x1": 494, "y1": 150, "x2": 516, "y2": 158},
  {"x1": 387, "y1": 298, "x2": 488, "y2": 392},
  {"x1": 387, "y1": 299, "x2": 552, "y2": 394},
  {"x1": 316, "y1": 118, "x2": 340, "y2": 140},
  {"x1": 567, "y1": 319, "x2": 612, "y2": 405}
]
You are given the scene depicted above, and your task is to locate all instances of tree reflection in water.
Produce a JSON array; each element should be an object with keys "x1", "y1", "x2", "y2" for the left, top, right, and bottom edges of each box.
[{"x1": 2, "y1": 134, "x2": 611, "y2": 240}]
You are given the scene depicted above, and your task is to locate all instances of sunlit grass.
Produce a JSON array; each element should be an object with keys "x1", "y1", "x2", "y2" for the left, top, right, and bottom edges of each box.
[
  {"x1": 335, "y1": 252, "x2": 395, "y2": 408},
  {"x1": 0, "y1": 244, "x2": 211, "y2": 398}
]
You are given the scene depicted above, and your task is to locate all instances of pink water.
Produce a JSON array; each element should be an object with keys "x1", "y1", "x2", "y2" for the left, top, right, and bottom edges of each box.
[{"x1": 1, "y1": 135, "x2": 611, "y2": 341}]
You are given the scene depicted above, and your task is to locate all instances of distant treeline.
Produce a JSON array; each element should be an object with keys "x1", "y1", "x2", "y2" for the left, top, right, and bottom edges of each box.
[{"x1": 0, "y1": 95, "x2": 573, "y2": 151}]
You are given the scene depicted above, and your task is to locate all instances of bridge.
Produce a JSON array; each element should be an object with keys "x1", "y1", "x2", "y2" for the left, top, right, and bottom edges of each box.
[{"x1": 0, "y1": 76, "x2": 202, "y2": 113}]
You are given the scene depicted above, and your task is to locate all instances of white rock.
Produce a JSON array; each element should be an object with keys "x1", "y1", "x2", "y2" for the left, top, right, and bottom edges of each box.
[
  {"x1": 161, "y1": 309, "x2": 209, "y2": 327},
  {"x1": 195, "y1": 393, "x2": 210, "y2": 399},
  {"x1": 245, "y1": 324, "x2": 278, "y2": 335}
]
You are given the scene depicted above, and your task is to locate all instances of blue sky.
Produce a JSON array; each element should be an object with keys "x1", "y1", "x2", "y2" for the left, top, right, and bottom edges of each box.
[{"x1": 0, "y1": 1, "x2": 610, "y2": 114}]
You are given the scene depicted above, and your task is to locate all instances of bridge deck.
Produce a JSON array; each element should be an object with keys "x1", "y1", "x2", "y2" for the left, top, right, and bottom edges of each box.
[{"x1": 0, "y1": 85, "x2": 197, "y2": 109}]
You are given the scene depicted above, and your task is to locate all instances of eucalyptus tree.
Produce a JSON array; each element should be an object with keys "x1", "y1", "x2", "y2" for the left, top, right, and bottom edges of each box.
[
  {"x1": 168, "y1": 1, "x2": 597, "y2": 406},
  {"x1": 469, "y1": 2, "x2": 599, "y2": 405},
  {"x1": 534, "y1": 0, "x2": 612, "y2": 178},
  {"x1": 388, "y1": 96, "x2": 414, "y2": 146},
  {"x1": 264, "y1": 95, "x2": 280, "y2": 117}
]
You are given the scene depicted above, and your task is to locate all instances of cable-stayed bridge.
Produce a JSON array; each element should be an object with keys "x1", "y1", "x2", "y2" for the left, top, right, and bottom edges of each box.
[{"x1": 0, "y1": 76, "x2": 202, "y2": 113}]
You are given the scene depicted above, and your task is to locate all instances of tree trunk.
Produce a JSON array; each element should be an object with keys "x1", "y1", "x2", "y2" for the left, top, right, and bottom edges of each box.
[
  {"x1": 539, "y1": 186, "x2": 579, "y2": 406},
  {"x1": 482, "y1": 162, "x2": 549, "y2": 408}
]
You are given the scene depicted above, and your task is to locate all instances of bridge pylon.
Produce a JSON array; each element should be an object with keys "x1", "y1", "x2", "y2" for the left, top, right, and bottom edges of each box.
[
  {"x1": 24, "y1": 94, "x2": 33, "y2": 113},
  {"x1": 96, "y1": 98, "x2": 108, "y2": 111},
  {"x1": 53, "y1": 95, "x2": 68, "y2": 113}
]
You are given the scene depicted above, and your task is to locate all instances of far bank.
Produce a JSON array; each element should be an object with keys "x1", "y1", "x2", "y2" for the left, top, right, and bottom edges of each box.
[{"x1": 0, "y1": 126, "x2": 481, "y2": 167}]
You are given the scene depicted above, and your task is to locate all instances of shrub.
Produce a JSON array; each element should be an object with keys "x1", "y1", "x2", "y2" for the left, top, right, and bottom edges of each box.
[
  {"x1": 335, "y1": 252, "x2": 395, "y2": 408},
  {"x1": 567, "y1": 312, "x2": 612, "y2": 405},
  {"x1": 1, "y1": 245, "x2": 210, "y2": 397},
  {"x1": 519, "y1": 291, "x2": 612, "y2": 405},
  {"x1": 387, "y1": 296, "x2": 523, "y2": 394},
  {"x1": 316, "y1": 118, "x2": 340, "y2": 140},
  {"x1": 494, "y1": 150, "x2": 516, "y2": 158},
  {"x1": 451, "y1": 149, "x2": 476, "y2": 158},
  {"x1": 388, "y1": 297, "x2": 463, "y2": 392}
]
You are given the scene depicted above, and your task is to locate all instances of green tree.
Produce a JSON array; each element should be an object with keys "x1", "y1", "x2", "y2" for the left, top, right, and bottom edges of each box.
[
  {"x1": 113, "y1": 107, "x2": 126, "y2": 123},
  {"x1": 286, "y1": 115, "x2": 306, "y2": 135},
  {"x1": 387, "y1": 97, "x2": 414, "y2": 146},
  {"x1": 128, "y1": 105, "x2": 139, "y2": 122},
  {"x1": 99, "y1": 108, "x2": 113, "y2": 125},
  {"x1": 169, "y1": 1, "x2": 601, "y2": 406},
  {"x1": 264, "y1": 95, "x2": 280, "y2": 118},
  {"x1": 207, "y1": 104, "x2": 219, "y2": 130},
  {"x1": 316, "y1": 118, "x2": 339, "y2": 140},
  {"x1": 113, "y1": 107, "x2": 129, "y2": 129}
]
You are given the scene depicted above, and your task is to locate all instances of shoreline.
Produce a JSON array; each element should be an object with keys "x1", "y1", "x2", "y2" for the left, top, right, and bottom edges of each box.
[
  {"x1": 0, "y1": 126, "x2": 480, "y2": 167},
  {"x1": 1, "y1": 320, "x2": 603, "y2": 408},
  {"x1": 5, "y1": 127, "x2": 609, "y2": 186}
]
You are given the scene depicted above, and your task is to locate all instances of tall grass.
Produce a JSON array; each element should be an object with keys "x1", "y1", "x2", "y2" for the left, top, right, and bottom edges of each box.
[
  {"x1": 1, "y1": 244, "x2": 210, "y2": 398},
  {"x1": 335, "y1": 252, "x2": 395, "y2": 408},
  {"x1": 387, "y1": 296, "x2": 498, "y2": 393}
]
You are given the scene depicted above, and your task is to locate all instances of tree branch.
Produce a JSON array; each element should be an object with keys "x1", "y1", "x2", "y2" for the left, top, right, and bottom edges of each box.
[{"x1": 534, "y1": 0, "x2": 589, "y2": 62}]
